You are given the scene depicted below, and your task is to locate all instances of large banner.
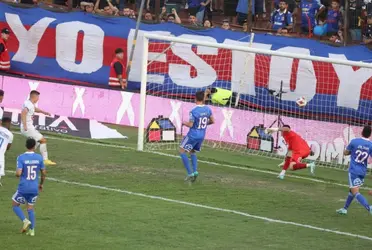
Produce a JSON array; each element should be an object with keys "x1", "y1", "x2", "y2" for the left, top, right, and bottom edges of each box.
[
  {"x1": 0, "y1": 75, "x2": 364, "y2": 165},
  {"x1": 1, "y1": 3, "x2": 372, "y2": 121},
  {"x1": 4, "y1": 108, "x2": 127, "y2": 139}
]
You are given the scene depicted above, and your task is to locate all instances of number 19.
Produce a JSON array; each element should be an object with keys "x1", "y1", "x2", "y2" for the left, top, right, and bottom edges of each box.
[{"x1": 198, "y1": 117, "x2": 208, "y2": 129}]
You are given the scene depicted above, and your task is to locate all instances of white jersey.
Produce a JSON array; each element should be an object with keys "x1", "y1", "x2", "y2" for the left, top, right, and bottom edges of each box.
[
  {"x1": 0, "y1": 126, "x2": 13, "y2": 161},
  {"x1": 0, "y1": 107, "x2": 3, "y2": 120},
  {"x1": 21, "y1": 100, "x2": 35, "y2": 130}
]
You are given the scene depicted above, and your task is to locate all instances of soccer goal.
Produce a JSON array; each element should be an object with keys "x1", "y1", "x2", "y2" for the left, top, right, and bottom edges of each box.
[{"x1": 137, "y1": 33, "x2": 372, "y2": 171}]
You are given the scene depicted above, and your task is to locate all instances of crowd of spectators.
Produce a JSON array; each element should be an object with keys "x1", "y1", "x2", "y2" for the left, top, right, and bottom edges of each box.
[{"x1": 3, "y1": 0, "x2": 372, "y2": 47}]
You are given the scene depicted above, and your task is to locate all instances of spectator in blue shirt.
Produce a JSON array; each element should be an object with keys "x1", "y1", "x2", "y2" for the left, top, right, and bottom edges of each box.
[
  {"x1": 300, "y1": 0, "x2": 325, "y2": 33},
  {"x1": 188, "y1": 0, "x2": 210, "y2": 23},
  {"x1": 314, "y1": 0, "x2": 342, "y2": 36},
  {"x1": 271, "y1": 0, "x2": 293, "y2": 34},
  {"x1": 236, "y1": 0, "x2": 255, "y2": 25},
  {"x1": 326, "y1": 0, "x2": 343, "y2": 33}
]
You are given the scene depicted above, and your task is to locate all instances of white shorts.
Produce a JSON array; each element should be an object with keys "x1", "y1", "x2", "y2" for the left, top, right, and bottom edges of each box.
[
  {"x1": 0, "y1": 161, "x2": 5, "y2": 176},
  {"x1": 21, "y1": 128, "x2": 43, "y2": 141}
]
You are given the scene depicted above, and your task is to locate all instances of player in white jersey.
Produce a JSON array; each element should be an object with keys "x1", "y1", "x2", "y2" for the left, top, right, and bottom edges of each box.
[
  {"x1": 21, "y1": 90, "x2": 56, "y2": 166},
  {"x1": 0, "y1": 90, "x2": 5, "y2": 121},
  {"x1": 0, "y1": 117, "x2": 13, "y2": 186}
]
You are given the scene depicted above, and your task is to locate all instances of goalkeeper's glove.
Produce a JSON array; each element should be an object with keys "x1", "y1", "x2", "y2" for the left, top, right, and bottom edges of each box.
[{"x1": 265, "y1": 128, "x2": 279, "y2": 134}]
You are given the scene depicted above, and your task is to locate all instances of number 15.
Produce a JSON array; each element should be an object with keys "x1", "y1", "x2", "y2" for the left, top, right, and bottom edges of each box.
[{"x1": 26, "y1": 166, "x2": 37, "y2": 180}]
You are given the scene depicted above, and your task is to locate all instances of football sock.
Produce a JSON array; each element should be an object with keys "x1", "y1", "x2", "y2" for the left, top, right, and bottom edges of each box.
[
  {"x1": 27, "y1": 208, "x2": 35, "y2": 230},
  {"x1": 344, "y1": 192, "x2": 354, "y2": 210},
  {"x1": 40, "y1": 143, "x2": 48, "y2": 160},
  {"x1": 13, "y1": 206, "x2": 26, "y2": 221},
  {"x1": 279, "y1": 170, "x2": 286, "y2": 176},
  {"x1": 190, "y1": 153, "x2": 198, "y2": 172},
  {"x1": 180, "y1": 153, "x2": 192, "y2": 175},
  {"x1": 355, "y1": 192, "x2": 370, "y2": 211},
  {"x1": 282, "y1": 157, "x2": 291, "y2": 171},
  {"x1": 35, "y1": 142, "x2": 40, "y2": 150},
  {"x1": 293, "y1": 163, "x2": 307, "y2": 170}
]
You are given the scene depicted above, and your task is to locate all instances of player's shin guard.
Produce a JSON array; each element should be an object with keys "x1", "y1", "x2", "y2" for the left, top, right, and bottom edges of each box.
[
  {"x1": 13, "y1": 206, "x2": 26, "y2": 221},
  {"x1": 282, "y1": 157, "x2": 291, "y2": 171},
  {"x1": 180, "y1": 153, "x2": 192, "y2": 175},
  {"x1": 190, "y1": 153, "x2": 198, "y2": 173},
  {"x1": 27, "y1": 209, "x2": 35, "y2": 230},
  {"x1": 293, "y1": 163, "x2": 307, "y2": 171},
  {"x1": 344, "y1": 192, "x2": 354, "y2": 210},
  {"x1": 40, "y1": 143, "x2": 48, "y2": 160},
  {"x1": 355, "y1": 192, "x2": 370, "y2": 211}
]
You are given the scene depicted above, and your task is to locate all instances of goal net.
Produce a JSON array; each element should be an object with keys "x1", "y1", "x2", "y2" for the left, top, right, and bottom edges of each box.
[{"x1": 137, "y1": 33, "x2": 372, "y2": 171}]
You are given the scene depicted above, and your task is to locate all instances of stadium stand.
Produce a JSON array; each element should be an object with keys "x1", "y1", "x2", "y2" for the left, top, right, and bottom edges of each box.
[{"x1": 1, "y1": 0, "x2": 370, "y2": 46}]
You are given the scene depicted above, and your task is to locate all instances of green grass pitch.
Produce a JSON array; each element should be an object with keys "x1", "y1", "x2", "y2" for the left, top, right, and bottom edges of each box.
[{"x1": 1, "y1": 125, "x2": 372, "y2": 250}]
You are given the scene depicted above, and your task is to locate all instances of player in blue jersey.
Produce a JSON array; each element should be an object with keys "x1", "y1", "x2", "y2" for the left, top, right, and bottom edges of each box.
[
  {"x1": 12, "y1": 138, "x2": 46, "y2": 236},
  {"x1": 336, "y1": 126, "x2": 372, "y2": 215},
  {"x1": 180, "y1": 91, "x2": 214, "y2": 182}
]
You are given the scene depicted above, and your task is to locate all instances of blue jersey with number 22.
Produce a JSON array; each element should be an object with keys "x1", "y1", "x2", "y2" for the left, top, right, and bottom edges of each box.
[
  {"x1": 347, "y1": 138, "x2": 372, "y2": 176},
  {"x1": 187, "y1": 105, "x2": 213, "y2": 139},
  {"x1": 17, "y1": 152, "x2": 45, "y2": 194}
]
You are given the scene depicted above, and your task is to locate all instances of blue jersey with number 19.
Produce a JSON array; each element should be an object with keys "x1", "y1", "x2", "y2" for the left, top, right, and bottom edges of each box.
[
  {"x1": 187, "y1": 105, "x2": 213, "y2": 139},
  {"x1": 17, "y1": 152, "x2": 45, "y2": 194},
  {"x1": 347, "y1": 138, "x2": 372, "y2": 176}
]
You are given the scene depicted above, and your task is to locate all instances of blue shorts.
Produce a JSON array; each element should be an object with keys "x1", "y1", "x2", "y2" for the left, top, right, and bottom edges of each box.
[
  {"x1": 348, "y1": 173, "x2": 365, "y2": 188},
  {"x1": 12, "y1": 191, "x2": 38, "y2": 205},
  {"x1": 180, "y1": 135, "x2": 203, "y2": 152}
]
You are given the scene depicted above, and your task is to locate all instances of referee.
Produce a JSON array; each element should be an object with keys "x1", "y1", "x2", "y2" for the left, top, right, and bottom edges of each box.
[{"x1": 205, "y1": 87, "x2": 237, "y2": 106}]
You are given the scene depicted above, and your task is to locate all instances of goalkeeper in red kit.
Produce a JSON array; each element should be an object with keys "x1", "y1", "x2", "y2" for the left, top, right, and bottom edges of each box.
[{"x1": 266, "y1": 125, "x2": 316, "y2": 180}]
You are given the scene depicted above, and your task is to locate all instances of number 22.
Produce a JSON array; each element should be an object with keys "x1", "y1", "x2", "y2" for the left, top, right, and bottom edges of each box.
[{"x1": 355, "y1": 150, "x2": 369, "y2": 164}]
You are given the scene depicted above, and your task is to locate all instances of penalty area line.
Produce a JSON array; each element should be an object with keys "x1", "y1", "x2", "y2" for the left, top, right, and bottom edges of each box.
[
  {"x1": 13, "y1": 132, "x2": 370, "y2": 191},
  {"x1": 34, "y1": 175, "x2": 372, "y2": 242}
]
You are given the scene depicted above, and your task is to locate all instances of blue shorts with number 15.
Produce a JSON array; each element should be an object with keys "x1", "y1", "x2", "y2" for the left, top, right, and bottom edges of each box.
[{"x1": 180, "y1": 135, "x2": 203, "y2": 152}]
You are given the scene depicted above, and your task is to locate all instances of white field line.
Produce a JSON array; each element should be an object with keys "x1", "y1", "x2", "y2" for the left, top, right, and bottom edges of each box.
[
  {"x1": 8, "y1": 172, "x2": 372, "y2": 242},
  {"x1": 12, "y1": 132, "x2": 370, "y2": 191}
]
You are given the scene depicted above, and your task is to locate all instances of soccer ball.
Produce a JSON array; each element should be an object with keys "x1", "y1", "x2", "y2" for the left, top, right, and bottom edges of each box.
[{"x1": 296, "y1": 97, "x2": 307, "y2": 107}]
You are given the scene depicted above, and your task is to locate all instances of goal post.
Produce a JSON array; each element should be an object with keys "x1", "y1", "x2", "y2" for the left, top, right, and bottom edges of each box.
[
  {"x1": 137, "y1": 35, "x2": 149, "y2": 152},
  {"x1": 137, "y1": 33, "x2": 372, "y2": 170}
]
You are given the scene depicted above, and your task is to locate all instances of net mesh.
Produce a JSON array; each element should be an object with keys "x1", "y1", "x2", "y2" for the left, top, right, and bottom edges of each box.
[{"x1": 141, "y1": 36, "x2": 372, "y2": 172}]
